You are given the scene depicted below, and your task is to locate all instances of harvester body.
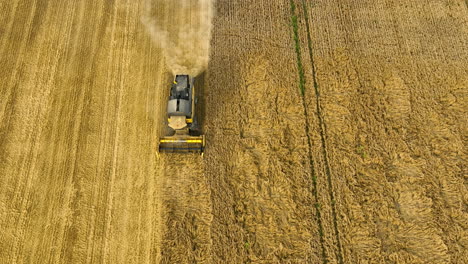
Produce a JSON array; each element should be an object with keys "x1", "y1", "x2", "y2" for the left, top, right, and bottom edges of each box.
[{"x1": 159, "y1": 75, "x2": 205, "y2": 153}]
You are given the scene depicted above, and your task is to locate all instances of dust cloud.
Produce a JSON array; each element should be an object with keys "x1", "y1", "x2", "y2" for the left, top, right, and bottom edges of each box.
[{"x1": 142, "y1": 0, "x2": 215, "y2": 77}]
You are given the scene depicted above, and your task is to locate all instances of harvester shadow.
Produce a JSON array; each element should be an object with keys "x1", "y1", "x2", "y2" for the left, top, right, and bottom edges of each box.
[{"x1": 194, "y1": 71, "x2": 206, "y2": 135}]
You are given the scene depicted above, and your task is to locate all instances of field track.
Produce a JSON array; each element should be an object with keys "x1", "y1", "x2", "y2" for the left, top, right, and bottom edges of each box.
[{"x1": 0, "y1": 0, "x2": 467, "y2": 263}]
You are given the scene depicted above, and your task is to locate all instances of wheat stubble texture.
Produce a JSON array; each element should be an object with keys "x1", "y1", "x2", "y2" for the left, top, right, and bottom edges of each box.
[{"x1": 0, "y1": 0, "x2": 466, "y2": 263}]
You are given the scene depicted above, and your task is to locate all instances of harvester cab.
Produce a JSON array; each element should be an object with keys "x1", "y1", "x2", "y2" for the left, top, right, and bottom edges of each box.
[{"x1": 158, "y1": 75, "x2": 205, "y2": 153}]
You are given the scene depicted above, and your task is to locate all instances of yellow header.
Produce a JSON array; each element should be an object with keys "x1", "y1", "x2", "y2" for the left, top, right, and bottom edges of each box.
[{"x1": 160, "y1": 139, "x2": 203, "y2": 143}]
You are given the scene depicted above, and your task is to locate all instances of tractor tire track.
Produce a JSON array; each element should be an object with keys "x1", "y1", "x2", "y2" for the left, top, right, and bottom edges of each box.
[
  {"x1": 289, "y1": 0, "x2": 327, "y2": 263},
  {"x1": 299, "y1": 1, "x2": 344, "y2": 263}
]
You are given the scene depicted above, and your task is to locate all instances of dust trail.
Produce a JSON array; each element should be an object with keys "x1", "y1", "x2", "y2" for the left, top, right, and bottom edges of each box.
[{"x1": 142, "y1": 0, "x2": 215, "y2": 76}]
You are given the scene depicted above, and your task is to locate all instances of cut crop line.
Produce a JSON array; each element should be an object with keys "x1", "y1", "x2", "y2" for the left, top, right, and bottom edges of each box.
[
  {"x1": 290, "y1": 2, "x2": 306, "y2": 96},
  {"x1": 300, "y1": 1, "x2": 344, "y2": 263},
  {"x1": 289, "y1": 1, "x2": 326, "y2": 263}
]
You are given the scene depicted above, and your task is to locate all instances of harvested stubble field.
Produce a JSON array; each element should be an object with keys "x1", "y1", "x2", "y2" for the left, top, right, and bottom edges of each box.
[{"x1": 0, "y1": 0, "x2": 467, "y2": 263}]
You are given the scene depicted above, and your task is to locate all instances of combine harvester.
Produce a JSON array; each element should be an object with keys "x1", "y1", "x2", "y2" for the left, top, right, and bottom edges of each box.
[{"x1": 159, "y1": 75, "x2": 205, "y2": 153}]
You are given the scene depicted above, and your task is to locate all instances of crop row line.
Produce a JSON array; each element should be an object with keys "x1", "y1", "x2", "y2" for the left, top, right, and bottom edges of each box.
[
  {"x1": 289, "y1": 1, "x2": 326, "y2": 263},
  {"x1": 290, "y1": 0, "x2": 344, "y2": 263},
  {"x1": 300, "y1": 1, "x2": 344, "y2": 263}
]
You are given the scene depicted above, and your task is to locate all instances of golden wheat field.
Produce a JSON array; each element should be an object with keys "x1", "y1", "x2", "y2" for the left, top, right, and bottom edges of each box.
[{"x1": 0, "y1": 0, "x2": 467, "y2": 263}]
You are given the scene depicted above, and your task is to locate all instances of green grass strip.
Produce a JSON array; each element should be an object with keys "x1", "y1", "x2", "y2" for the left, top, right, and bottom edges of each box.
[
  {"x1": 290, "y1": 1, "x2": 306, "y2": 96},
  {"x1": 289, "y1": 1, "x2": 327, "y2": 263},
  {"x1": 300, "y1": 1, "x2": 344, "y2": 263}
]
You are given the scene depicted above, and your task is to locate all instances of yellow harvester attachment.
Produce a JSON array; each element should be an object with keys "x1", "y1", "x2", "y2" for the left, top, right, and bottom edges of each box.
[{"x1": 159, "y1": 131, "x2": 205, "y2": 153}]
